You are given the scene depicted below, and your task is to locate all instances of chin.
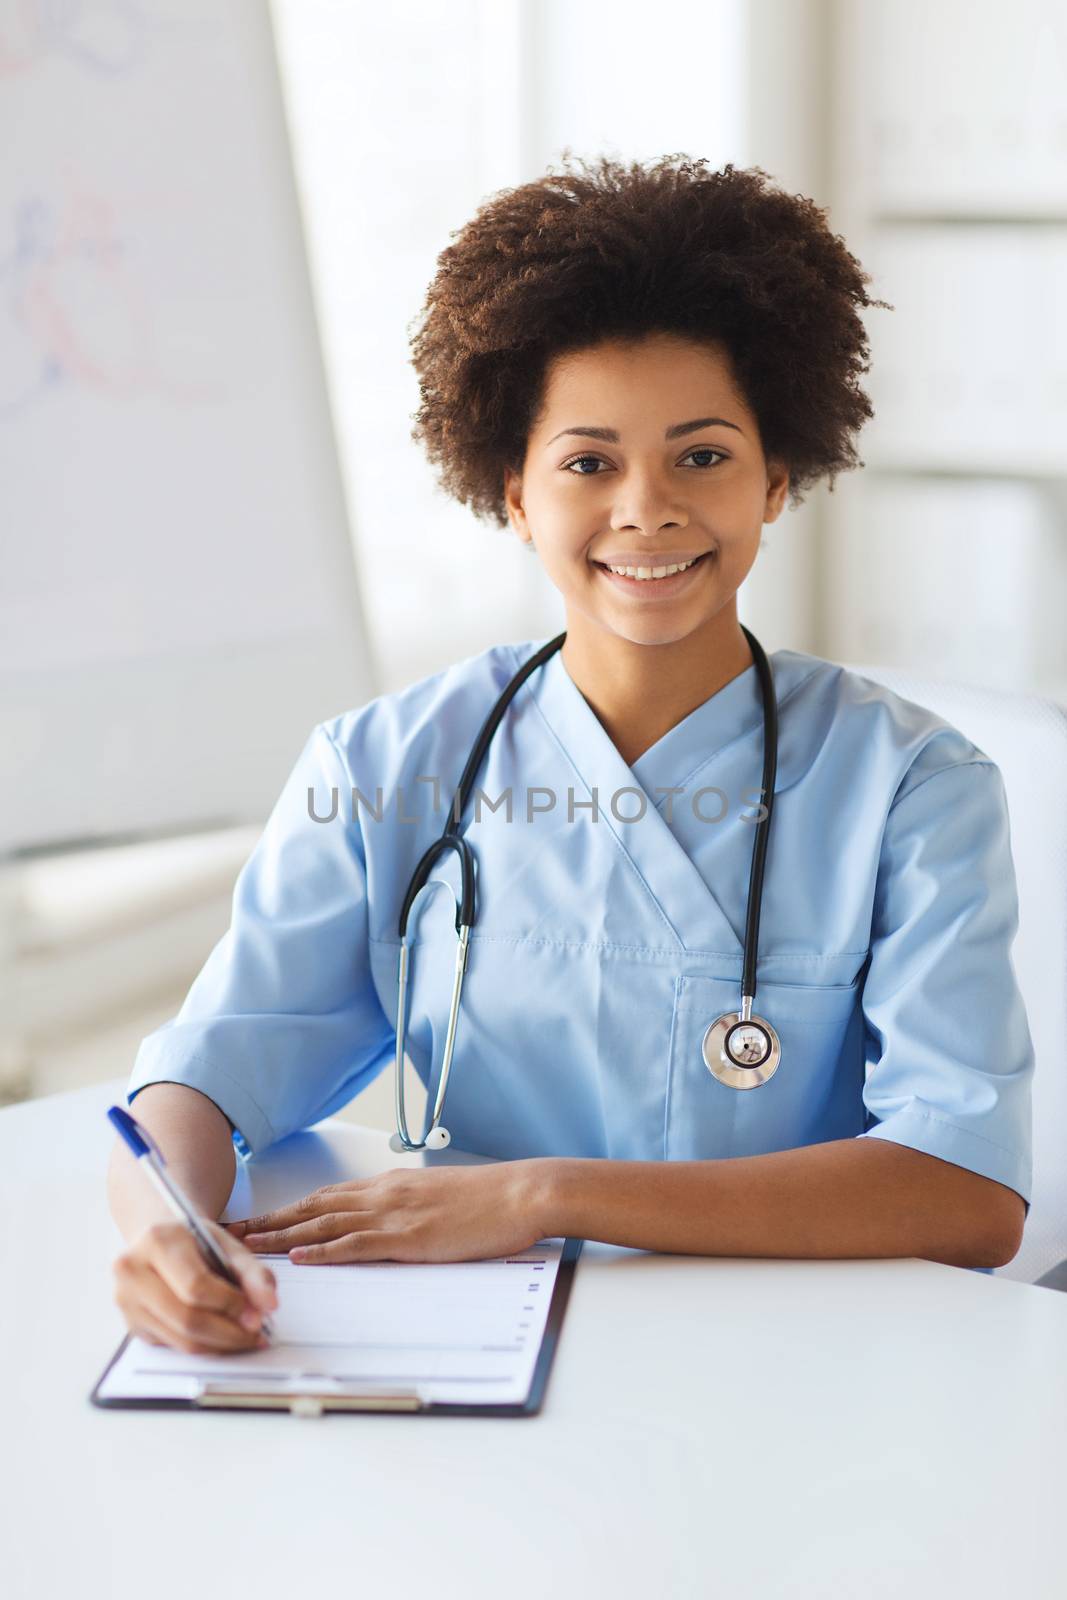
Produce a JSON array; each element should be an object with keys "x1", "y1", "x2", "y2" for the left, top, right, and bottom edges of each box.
[{"x1": 605, "y1": 615, "x2": 709, "y2": 649}]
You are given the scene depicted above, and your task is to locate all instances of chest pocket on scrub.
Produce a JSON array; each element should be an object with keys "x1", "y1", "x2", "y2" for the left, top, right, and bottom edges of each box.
[{"x1": 665, "y1": 972, "x2": 865, "y2": 1162}]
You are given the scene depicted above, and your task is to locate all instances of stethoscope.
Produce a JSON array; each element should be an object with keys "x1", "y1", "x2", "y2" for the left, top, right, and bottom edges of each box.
[{"x1": 389, "y1": 624, "x2": 781, "y2": 1153}]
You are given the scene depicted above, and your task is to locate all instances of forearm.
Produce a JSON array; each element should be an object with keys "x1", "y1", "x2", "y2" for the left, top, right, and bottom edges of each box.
[
  {"x1": 107, "y1": 1082, "x2": 237, "y2": 1243},
  {"x1": 534, "y1": 1137, "x2": 1022, "y2": 1269}
]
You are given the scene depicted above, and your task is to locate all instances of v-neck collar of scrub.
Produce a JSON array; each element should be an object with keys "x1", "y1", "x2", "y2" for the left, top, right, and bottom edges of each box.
[
  {"x1": 515, "y1": 638, "x2": 790, "y2": 956},
  {"x1": 539, "y1": 638, "x2": 772, "y2": 786},
  {"x1": 520, "y1": 637, "x2": 825, "y2": 788},
  {"x1": 628, "y1": 660, "x2": 766, "y2": 797}
]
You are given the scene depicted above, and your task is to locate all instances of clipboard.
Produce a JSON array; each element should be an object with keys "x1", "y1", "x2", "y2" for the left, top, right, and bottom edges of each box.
[{"x1": 90, "y1": 1236, "x2": 583, "y2": 1417}]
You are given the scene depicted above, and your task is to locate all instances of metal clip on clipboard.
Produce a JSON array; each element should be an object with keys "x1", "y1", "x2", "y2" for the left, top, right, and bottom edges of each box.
[{"x1": 194, "y1": 1374, "x2": 426, "y2": 1416}]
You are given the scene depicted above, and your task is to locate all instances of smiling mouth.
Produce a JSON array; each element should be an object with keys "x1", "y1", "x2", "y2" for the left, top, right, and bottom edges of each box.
[{"x1": 592, "y1": 551, "x2": 712, "y2": 584}]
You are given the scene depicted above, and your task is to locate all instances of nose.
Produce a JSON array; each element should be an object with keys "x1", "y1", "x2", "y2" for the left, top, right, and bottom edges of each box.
[{"x1": 608, "y1": 468, "x2": 690, "y2": 537}]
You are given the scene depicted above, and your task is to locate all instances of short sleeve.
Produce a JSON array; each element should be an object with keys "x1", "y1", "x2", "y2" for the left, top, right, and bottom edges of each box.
[
  {"x1": 857, "y1": 758, "x2": 1034, "y2": 1217},
  {"x1": 126, "y1": 723, "x2": 394, "y2": 1156}
]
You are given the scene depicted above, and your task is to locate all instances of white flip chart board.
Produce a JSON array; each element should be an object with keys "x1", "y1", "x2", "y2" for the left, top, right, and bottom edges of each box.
[{"x1": 0, "y1": 0, "x2": 375, "y2": 854}]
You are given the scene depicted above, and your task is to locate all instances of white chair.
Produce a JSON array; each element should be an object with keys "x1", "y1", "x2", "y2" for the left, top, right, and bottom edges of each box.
[
  {"x1": 843, "y1": 662, "x2": 1067, "y2": 1286},
  {"x1": 3, "y1": 826, "x2": 261, "y2": 1100}
]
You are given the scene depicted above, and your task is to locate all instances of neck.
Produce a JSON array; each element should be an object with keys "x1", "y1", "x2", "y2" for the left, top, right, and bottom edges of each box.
[{"x1": 559, "y1": 608, "x2": 756, "y2": 769}]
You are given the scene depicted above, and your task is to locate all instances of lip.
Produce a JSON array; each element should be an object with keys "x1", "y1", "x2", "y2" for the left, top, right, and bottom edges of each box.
[{"x1": 593, "y1": 550, "x2": 712, "y2": 596}]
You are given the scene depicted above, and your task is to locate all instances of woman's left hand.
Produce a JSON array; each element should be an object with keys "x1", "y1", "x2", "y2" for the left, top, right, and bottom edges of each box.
[{"x1": 224, "y1": 1159, "x2": 554, "y2": 1265}]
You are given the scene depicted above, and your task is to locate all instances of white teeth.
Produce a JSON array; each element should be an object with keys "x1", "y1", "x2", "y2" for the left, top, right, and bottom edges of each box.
[{"x1": 605, "y1": 556, "x2": 700, "y2": 580}]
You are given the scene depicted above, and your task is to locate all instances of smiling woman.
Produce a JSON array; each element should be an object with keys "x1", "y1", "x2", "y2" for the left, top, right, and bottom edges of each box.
[{"x1": 109, "y1": 153, "x2": 1031, "y2": 1358}]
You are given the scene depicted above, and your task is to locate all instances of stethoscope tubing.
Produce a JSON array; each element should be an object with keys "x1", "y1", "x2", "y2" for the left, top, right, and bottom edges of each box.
[
  {"x1": 392, "y1": 626, "x2": 778, "y2": 1150},
  {"x1": 738, "y1": 626, "x2": 778, "y2": 1004}
]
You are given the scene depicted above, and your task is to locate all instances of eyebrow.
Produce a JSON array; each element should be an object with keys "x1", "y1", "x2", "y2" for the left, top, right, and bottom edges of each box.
[{"x1": 546, "y1": 416, "x2": 744, "y2": 447}]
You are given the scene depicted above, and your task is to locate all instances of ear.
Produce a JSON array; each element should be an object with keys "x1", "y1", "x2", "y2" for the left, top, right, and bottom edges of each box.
[
  {"x1": 504, "y1": 467, "x2": 532, "y2": 544},
  {"x1": 763, "y1": 458, "x2": 790, "y2": 524}
]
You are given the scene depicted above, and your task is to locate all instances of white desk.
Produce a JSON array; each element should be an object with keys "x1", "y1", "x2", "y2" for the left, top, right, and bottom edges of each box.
[{"x1": 3, "y1": 1076, "x2": 1066, "y2": 1600}]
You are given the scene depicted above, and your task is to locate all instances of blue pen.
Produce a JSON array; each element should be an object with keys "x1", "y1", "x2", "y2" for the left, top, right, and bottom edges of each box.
[{"x1": 107, "y1": 1105, "x2": 275, "y2": 1342}]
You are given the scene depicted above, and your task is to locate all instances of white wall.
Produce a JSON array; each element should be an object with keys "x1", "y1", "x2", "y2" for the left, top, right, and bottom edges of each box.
[{"x1": 825, "y1": 0, "x2": 1067, "y2": 696}]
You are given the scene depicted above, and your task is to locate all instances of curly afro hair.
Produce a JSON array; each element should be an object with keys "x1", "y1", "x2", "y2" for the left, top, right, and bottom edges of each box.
[{"x1": 408, "y1": 152, "x2": 890, "y2": 528}]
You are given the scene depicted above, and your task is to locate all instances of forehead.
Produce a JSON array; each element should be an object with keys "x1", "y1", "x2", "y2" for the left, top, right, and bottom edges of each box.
[{"x1": 536, "y1": 334, "x2": 745, "y2": 418}]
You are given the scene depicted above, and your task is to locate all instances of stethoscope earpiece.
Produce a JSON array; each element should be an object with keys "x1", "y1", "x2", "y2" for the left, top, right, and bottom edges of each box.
[{"x1": 388, "y1": 1126, "x2": 452, "y2": 1154}]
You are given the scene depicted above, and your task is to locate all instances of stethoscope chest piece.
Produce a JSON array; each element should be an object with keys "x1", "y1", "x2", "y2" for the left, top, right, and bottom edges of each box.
[{"x1": 702, "y1": 1007, "x2": 781, "y2": 1090}]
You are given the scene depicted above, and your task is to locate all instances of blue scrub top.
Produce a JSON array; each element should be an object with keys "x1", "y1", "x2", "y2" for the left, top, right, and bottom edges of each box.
[{"x1": 128, "y1": 640, "x2": 1033, "y2": 1221}]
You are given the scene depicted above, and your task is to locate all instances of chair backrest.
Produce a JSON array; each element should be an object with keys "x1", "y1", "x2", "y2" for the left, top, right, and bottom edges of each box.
[{"x1": 842, "y1": 662, "x2": 1067, "y2": 1284}]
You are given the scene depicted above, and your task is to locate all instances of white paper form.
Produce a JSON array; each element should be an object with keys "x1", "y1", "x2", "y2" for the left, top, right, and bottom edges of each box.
[{"x1": 96, "y1": 1238, "x2": 569, "y2": 1408}]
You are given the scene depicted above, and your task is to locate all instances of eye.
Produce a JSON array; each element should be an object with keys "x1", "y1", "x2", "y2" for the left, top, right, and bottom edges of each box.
[
  {"x1": 560, "y1": 448, "x2": 728, "y2": 475},
  {"x1": 681, "y1": 447, "x2": 728, "y2": 469}
]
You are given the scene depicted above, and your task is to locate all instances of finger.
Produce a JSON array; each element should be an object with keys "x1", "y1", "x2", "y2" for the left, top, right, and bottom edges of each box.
[
  {"x1": 111, "y1": 1273, "x2": 174, "y2": 1349},
  {"x1": 235, "y1": 1189, "x2": 334, "y2": 1232},
  {"x1": 203, "y1": 1220, "x2": 279, "y2": 1308},
  {"x1": 141, "y1": 1223, "x2": 251, "y2": 1318},
  {"x1": 127, "y1": 1304, "x2": 182, "y2": 1350},
  {"x1": 290, "y1": 1229, "x2": 397, "y2": 1265},
  {"x1": 242, "y1": 1211, "x2": 374, "y2": 1252},
  {"x1": 142, "y1": 1220, "x2": 277, "y2": 1317},
  {"x1": 117, "y1": 1256, "x2": 268, "y2": 1354},
  {"x1": 237, "y1": 1194, "x2": 369, "y2": 1248},
  {"x1": 130, "y1": 1302, "x2": 256, "y2": 1356},
  {"x1": 150, "y1": 1281, "x2": 270, "y2": 1354},
  {"x1": 151, "y1": 1297, "x2": 271, "y2": 1355},
  {"x1": 212, "y1": 1228, "x2": 280, "y2": 1314},
  {"x1": 228, "y1": 1208, "x2": 309, "y2": 1236},
  {"x1": 230, "y1": 1177, "x2": 371, "y2": 1235}
]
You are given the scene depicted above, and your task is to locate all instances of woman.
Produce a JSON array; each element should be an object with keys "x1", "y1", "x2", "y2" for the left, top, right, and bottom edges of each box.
[{"x1": 108, "y1": 156, "x2": 1032, "y2": 1356}]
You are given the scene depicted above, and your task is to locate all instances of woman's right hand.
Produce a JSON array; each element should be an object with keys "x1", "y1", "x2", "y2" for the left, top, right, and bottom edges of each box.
[{"x1": 112, "y1": 1217, "x2": 279, "y2": 1354}]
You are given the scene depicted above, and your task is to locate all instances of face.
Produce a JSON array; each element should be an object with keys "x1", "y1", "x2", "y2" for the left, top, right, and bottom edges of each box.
[{"x1": 504, "y1": 332, "x2": 789, "y2": 652}]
